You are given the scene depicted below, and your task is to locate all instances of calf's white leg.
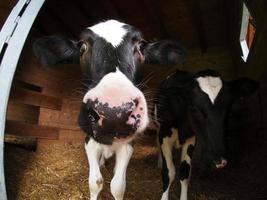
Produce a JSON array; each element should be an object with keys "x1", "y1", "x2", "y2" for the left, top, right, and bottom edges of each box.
[
  {"x1": 85, "y1": 139, "x2": 104, "y2": 200},
  {"x1": 111, "y1": 143, "x2": 133, "y2": 200},
  {"x1": 179, "y1": 137, "x2": 195, "y2": 200},
  {"x1": 160, "y1": 135, "x2": 176, "y2": 200}
]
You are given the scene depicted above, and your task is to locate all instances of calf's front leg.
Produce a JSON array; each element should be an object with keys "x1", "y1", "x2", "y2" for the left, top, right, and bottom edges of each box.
[
  {"x1": 85, "y1": 139, "x2": 104, "y2": 200},
  {"x1": 111, "y1": 143, "x2": 133, "y2": 200},
  {"x1": 179, "y1": 137, "x2": 195, "y2": 200},
  {"x1": 160, "y1": 135, "x2": 176, "y2": 200}
]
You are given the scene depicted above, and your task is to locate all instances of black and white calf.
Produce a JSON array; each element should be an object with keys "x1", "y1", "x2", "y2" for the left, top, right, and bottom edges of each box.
[
  {"x1": 33, "y1": 20, "x2": 186, "y2": 200},
  {"x1": 154, "y1": 70, "x2": 258, "y2": 200}
]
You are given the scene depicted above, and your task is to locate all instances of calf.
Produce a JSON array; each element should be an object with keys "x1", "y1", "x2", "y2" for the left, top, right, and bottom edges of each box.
[
  {"x1": 33, "y1": 20, "x2": 186, "y2": 200},
  {"x1": 154, "y1": 69, "x2": 258, "y2": 200}
]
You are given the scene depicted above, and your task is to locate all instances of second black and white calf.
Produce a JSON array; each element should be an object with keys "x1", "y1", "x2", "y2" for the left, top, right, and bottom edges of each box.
[
  {"x1": 33, "y1": 19, "x2": 186, "y2": 200},
  {"x1": 154, "y1": 70, "x2": 258, "y2": 200}
]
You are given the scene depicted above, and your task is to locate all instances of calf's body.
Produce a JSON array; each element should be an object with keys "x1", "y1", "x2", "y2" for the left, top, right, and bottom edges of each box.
[
  {"x1": 154, "y1": 70, "x2": 258, "y2": 200},
  {"x1": 33, "y1": 19, "x2": 186, "y2": 200}
]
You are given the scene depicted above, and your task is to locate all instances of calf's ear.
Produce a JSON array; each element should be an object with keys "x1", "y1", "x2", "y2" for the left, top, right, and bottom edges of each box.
[
  {"x1": 33, "y1": 35, "x2": 80, "y2": 66},
  {"x1": 230, "y1": 78, "x2": 259, "y2": 98},
  {"x1": 144, "y1": 40, "x2": 186, "y2": 66}
]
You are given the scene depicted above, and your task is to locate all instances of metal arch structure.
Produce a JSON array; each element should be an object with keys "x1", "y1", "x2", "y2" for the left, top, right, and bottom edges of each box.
[{"x1": 0, "y1": 0, "x2": 45, "y2": 199}]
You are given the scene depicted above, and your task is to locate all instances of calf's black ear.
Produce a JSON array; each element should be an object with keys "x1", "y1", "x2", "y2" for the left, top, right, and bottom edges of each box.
[
  {"x1": 230, "y1": 78, "x2": 259, "y2": 98},
  {"x1": 33, "y1": 35, "x2": 80, "y2": 66},
  {"x1": 144, "y1": 40, "x2": 186, "y2": 66}
]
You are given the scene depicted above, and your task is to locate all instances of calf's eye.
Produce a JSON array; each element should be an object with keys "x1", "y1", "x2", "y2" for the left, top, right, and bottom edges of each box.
[
  {"x1": 133, "y1": 40, "x2": 147, "y2": 63},
  {"x1": 80, "y1": 43, "x2": 87, "y2": 54}
]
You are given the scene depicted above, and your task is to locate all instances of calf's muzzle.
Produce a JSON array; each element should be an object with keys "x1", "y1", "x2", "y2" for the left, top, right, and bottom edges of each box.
[{"x1": 82, "y1": 69, "x2": 149, "y2": 144}]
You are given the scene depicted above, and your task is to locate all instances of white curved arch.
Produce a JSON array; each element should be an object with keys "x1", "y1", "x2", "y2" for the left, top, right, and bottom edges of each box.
[{"x1": 0, "y1": 0, "x2": 45, "y2": 199}]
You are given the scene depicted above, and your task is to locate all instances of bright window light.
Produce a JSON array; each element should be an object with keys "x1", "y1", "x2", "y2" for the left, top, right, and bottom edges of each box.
[{"x1": 239, "y1": 3, "x2": 256, "y2": 62}]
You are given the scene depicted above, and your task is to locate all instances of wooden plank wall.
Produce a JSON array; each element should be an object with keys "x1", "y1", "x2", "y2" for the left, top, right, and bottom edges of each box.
[
  {"x1": 145, "y1": 46, "x2": 236, "y2": 90},
  {"x1": 5, "y1": 32, "x2": 85, "y2": 148},
  {"x1": 0, "y1": 0, "x2": 18, "y2": 28}
]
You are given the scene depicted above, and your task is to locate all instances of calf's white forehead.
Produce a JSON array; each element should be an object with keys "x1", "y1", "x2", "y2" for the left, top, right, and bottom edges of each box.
[
  {"x1": 196, "y1": 76, "x2": 222, "y2": 104},
  {"x1": 88, "y1": 20, "x2": 127, "y2": 47}
]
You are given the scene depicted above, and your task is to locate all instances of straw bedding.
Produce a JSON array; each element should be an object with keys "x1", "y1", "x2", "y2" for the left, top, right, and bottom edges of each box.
[{"x1": 5, "y1": 133, "x2": 267, "y2": 200}]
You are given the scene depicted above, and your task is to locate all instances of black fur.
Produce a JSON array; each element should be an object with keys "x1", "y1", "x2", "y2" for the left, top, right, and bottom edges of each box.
[
  {"x1": 144, "y1": 40, "x2": 186, "y2": 65},
  {"x1": 157, "y1": 69, "x2": 258, "y2": 198},
  {"x1": 161, "y1": 151, "x2": 170, "y2": 192},
  {"x1": 156, "y1": 69, "x2": 258, "y2": 166},
  {"x1": 187, "y1": 145, "x2": 195, "y2": 159},
  {"x1": 179, "y1": 161, "x2": 190, "y2": 181},
  {"x1": 33, "y1": 36, "x2": 80, "y2": 66}
]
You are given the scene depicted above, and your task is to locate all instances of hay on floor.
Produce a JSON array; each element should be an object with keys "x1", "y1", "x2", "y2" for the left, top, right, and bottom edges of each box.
[{"x1": 5, "y1": 133, "x2": 267, "y2": 200}]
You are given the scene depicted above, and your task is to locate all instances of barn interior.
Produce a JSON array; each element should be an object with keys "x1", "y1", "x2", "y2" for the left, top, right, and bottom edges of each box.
[{"x1": 1, "y1": 0, "x2": 267, "y2": 199}]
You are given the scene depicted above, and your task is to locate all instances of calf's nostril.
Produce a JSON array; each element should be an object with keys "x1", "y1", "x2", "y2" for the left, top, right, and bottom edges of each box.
[
  {"x1": 214, "y1": 158, "x2": 228, "y2": 169},
  {"x1": 133, "y1": 98, "x2": 139, "y2": 107},
  {"x1": 131, "y1": 115, "x2": 136, "y2": 120}
]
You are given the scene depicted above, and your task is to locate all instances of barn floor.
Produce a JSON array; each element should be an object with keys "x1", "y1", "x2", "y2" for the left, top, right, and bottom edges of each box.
[{"x1": 4, "y1": 132, "x2": 267, "y2": 200}]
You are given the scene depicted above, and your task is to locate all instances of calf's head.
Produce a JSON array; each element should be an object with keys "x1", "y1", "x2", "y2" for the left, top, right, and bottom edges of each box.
[
  {"x1": 190, "y1": 70, "x2": 258, "y2": 169},
  {"x1": 33, "y1": 19, "x2": 186, "y2": 144}
]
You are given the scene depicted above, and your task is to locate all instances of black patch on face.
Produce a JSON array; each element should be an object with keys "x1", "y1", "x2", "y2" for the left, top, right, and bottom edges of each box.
[
  {"x1": 161, "y1": 151, "x2": 170, "y2": 192},
  {"x1": 83, "y1": 25, "x2": 145, "y2": 87},
  {"x1": 179, "y1": 160, "x2": 190, "y2": 181},
  {"x1": 87, "y1": 38, "x2": 118, "y2": 85},
  {"x1": 83, "y1": 98, "x2": 140, "y2": 144},
  {"x1": 78, "y1": 103, "x2": 93, "y2": 136},
  {"x1": 187, "y1": 144, "x2": 195, "y2": 159}
]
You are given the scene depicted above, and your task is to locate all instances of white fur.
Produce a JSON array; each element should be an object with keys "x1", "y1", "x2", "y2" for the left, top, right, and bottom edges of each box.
[
  {"x1": 89, "y1": 20, "x2": 127, "y2": 47},
  {"x1": 85, "y1": 139, "x2": 105, "y2": 200},
  {"x1": 85, "y1": 138, "x2": 133, "y2": 200},
  {"x1": 180, "y1": 180, "x2": 188, "y2": 200},
  {"x1": 160, "y1": 128, "x2": 196, "y2": 200},
  {"x1": 196, "y1": 76, "x2": 222, "y2": 104},
  {"x1": 111, "y1": 143, "x2": 133, "y2": 200},
  {"x1": 179, "y1": 137, "x2": 195, "y2": 200},
  {"x1": 160, "y1": 129, "x2": 177, "y2": 200}
]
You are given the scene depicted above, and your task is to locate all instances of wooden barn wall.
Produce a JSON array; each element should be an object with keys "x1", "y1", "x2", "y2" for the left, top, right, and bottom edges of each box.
[
  {"x1": 225, "y1": 0, "x2": 267, "y2": 136},
  {"x1": 0, "y1": 1, "x2": 17, "y2": 28},
  {"x1": 4, "y1": 31, "x2": 85, "y2": 147},
  {"x1": 145, "y1": 46, "x2": 235, "y2": 89}
]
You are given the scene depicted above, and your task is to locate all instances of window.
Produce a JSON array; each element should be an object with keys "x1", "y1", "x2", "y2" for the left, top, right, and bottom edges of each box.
[{"x1": 239, "y1": 3, "x2": 256, "y2": 62}]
